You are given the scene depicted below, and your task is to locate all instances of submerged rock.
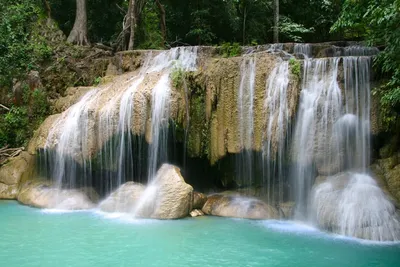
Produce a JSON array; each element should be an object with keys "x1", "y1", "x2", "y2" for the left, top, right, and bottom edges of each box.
[
  {"x1": 311, "y1": 172, "x2": 400, "y2": 241},
  {"x1": 17, "y1": 181, "x2": 95, "y2": 210},
  {"x1": 100, "y1": 164, "x2": 193, "y2": 219},
  {"x1": 0, "y1": 152, "x2": 33, "y2": 199},
  {"x1": 202, "y1": 194, "x2": 278, "y2": 219}
]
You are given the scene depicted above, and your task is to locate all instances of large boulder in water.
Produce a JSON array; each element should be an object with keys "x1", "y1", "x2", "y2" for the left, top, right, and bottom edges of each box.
[
  {"x1": 139, "y1": 164, "x2": 193, "y2": 219},
  {"x1": 202, "y1": 194, "x2": 278, "y2": 219},
  {"x1": 310, "y1": 172, "x2": 400, "y2": 241},
  {"x1": 100, "y1": 164, "x2": 193, "y2": 219},
  {"x1": 0, "y1": 152, "x2": 33, "y2": 199},
  {"x1": 17, "y1": 181, "x2": 95, "y2": 210},
  {"x1": 99, "y1": 182, "x2": 145, "y2": 213}
]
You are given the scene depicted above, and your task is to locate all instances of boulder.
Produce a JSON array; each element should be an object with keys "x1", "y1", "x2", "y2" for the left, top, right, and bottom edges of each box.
[
  {"x1": 190, "y1": 209, "x2": 204, "y2": 217},
  {"x1": 310, "y1": 172, "x2": 400, "y2": 241},
  {"x1": 99, "y1": 182, "x2": 145, "y2": 213},
  {"x1": 202, "y1": 194, "x2": 278, "y2": 219},
  {"x1": 142, "y1": 164, "x2": 193, "y2": 219},
  {"x1": 100, "y1": 164, "x2": 193, "y2": 219},
  {"x1": 193, "y1": 191, "x2": 207, "y2": 209},
  {"x1": 17, "y1": 180, "x2": 94, "y2": 210},
  {"x1": 0, "y1": 152, "x2": 33, "y2": 199}
]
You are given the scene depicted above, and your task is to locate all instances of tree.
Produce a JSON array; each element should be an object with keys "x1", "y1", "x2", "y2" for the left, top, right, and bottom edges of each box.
[
  {"x1": 155, "y1": 0, "x2": 166, "y2": 46},
  {"x1": 273, "y1": 0, "x2": 279, "y2": 43},
  {"x1": 67, "y1": 0, "x2": 89, "y2": 45}
]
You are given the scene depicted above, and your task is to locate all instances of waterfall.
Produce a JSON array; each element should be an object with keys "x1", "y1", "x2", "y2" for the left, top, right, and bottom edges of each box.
[
  {"x1": 294, "y1": 44, "x2": 312, "y2": 58},
  {"x1": 342, "y1": 56, "x2": 371, "y2": 170},
  {"x1": 290, "y1": 57, "x2": 342, "y2": 217},
  {"x1": 44, "y1": 89, "x2": 99, "y2": 189},
  {"x1": 288, "y1": 51, "x2": 400, "y2": 240},
  {"x1": 263, "y1": 60, "x2": 290, "y2": 204},
  {"x1": 41, "y1": 47, "x2": 198, "y2": 195},
  {"x1": 236, "y1": 56, "x2": 256, "y2": 187}
]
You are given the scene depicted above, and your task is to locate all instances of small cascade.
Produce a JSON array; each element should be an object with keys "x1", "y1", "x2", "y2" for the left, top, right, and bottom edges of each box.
[
  {"x1": 44, "y1": 89, "x2": 99, "y2": 189},
  {"x1": 263, "y1": 60, "x2": 290, "y2": 204},
  {"x1": 41, "y1": 46, "x2": 198, "y2": 198},
  {"x1": 294, "y1": 44, "x2": 312, "y2": 58},
  {"x1": 147, "y1": 73, "x2": 171, "y2": 181},
  {"x1": 342, "y1": 56, "x2": 371, "y2": 170},
  {"x1": 236, "y1": 56, "x2": 256, "y2": 187},
  {"x1": 291, "y1": 57, "x2": 342, "y2": 217}
]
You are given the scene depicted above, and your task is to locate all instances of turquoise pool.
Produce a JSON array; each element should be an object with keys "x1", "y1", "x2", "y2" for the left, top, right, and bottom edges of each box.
[{"x1": 1, "y1": 201, "x2": 399, "y2": 267}]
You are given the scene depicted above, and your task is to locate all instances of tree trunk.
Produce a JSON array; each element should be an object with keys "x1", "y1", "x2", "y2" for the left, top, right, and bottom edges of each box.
[
  {"x1": 42, "y1": 0, "x2": 51, "y2": 19},
  {"x1": 128, "y1": 0, "x2": 136, "y2": 50},
  {"x1": 273, "y1": 0, "x2": 279, "y2": 43},
  {"x1": 155, "y1": 0, "x2": 166, "y2": 47},
  {"x1": 67, "y1": 0, "x2": 89, "y2": 46},
  {"x1": 242, "y1": 7, "x2": 247, "y2": 45}
]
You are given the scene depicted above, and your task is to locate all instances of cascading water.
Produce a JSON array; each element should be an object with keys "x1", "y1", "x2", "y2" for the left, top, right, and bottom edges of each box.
[
  {"x1": 44, "y1": 89, "x2": 99, "y2": 189},
  {"x1": 263, "y1": 59, "x2": 290, "y2": 204},
  {"x1": 294, "y1": 44, "x2": 312, "y2": 58},
  {"x1": 41, "y1": 47, "x2": 198, "y2": 199},
  {"x1": 289, "y1": 46, "x2": 400, "y2": 240},
  {"x1": 236, "y1": 56, "x2": 256, "y2": 187},
  {"x1": 291, "y1": 57, "x2": 342, "y2": 217}
]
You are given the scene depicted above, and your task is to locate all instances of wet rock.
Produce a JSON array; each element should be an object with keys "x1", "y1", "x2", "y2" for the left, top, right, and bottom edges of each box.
[
  {"x1": 144, "y1": 164, "x2": 193, "y2": 219},
  {"x1": 17, "y1": 181, "x2": 95, "y2": 210},
  {"x1": 100, "y1": 164, "x2": 193, "y2": 219},
  {"x1": 193, "y1": 191, "x2": 207, "y2": 209},
  {"x1": 99, "y1": 182, "x2": 145, "y2": 213},
  {"x1": 202, "y1": 194, "x2": 278, "y2": 219},
  {"x1": 0, "y1": 152, "x2": 33, "y2": 199},
  {"x1": 190, "y1": 209, "x2": 204, "y2": 217}
]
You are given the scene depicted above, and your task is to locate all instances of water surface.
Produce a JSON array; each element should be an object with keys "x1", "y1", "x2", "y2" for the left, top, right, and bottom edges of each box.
[{"x1": 1, "y1": 201, "x2": 399, "y2": 267}]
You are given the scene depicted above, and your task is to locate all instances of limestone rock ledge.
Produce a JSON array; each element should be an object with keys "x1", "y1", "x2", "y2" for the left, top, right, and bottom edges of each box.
[
  {"x1": 202, "y1": 193, "x2": 278, "y2": 219},
  {"x1": 0, "y1": 152, "x2": 34, "y2": 199},
  {"x1": 17, "y1": 180, "x2": 95, "y2": 210}
]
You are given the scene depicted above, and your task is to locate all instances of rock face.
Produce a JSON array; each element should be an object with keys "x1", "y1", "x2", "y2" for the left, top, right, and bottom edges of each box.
[
  {"x1": 371, "y1": 152, "x2": 400, "y2": 205},
  {"x1": 99, "y1": 182, "x2": 145, "y2": 213},
  {"x1": 193, "y1": 191, "x2": 207, "y2": 209},
  {"x1": 311, "y1": 172, "x2": 400, "y2": 241},
  {"x1": 0, "y1": 152, "x2": 33, "y2": 199},
  {"x1": 100, "y1": 164, "x2": 193, "y2": 219},
  {"x1": 17, "y1": 180, "x2": 94, "y2": 210},
  {"x1": 202, "y1": 194, "x2": 278, "y2": 219}
]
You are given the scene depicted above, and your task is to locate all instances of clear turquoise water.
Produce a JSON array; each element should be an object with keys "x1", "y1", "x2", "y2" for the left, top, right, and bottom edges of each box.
[{"x1": 1, "y1": 201, "x2": 399, "y2": 267}]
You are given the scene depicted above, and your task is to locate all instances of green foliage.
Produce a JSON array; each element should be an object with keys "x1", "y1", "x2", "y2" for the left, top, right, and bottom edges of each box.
[
  {"x1": 220, "y1": 42, "x2": 242, "y2": 58},
  {"x1": 1, "y1": 107, "x2": 29, "y2": 147},
  {"x1": 170, "y1": 66, "x2": 186, "y2": 88},
  {"x1": 279, "y1": 16, "x2": 314, "y2": 42},
  {"x1": 289, "y1": 58, "x2": 301, "y2": 78},
  {"x1": 186, "y1": 9, "x2": 216, "y2": 45},
  {"x1": 0, "y1": 0, "x2": 52, "y2": 87},
  {"x1": 0, "y1": 87, "x2": 49, "y2": 147},
  {"x1": 332, "y1": 0, "x2": 400, "y2": 130},
  {"x1": 93, "y1": 76, "x2": 102, "y2": 86},
  {"x1": 137, "y1": 1, "x2": 164, "y2": 49}
]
